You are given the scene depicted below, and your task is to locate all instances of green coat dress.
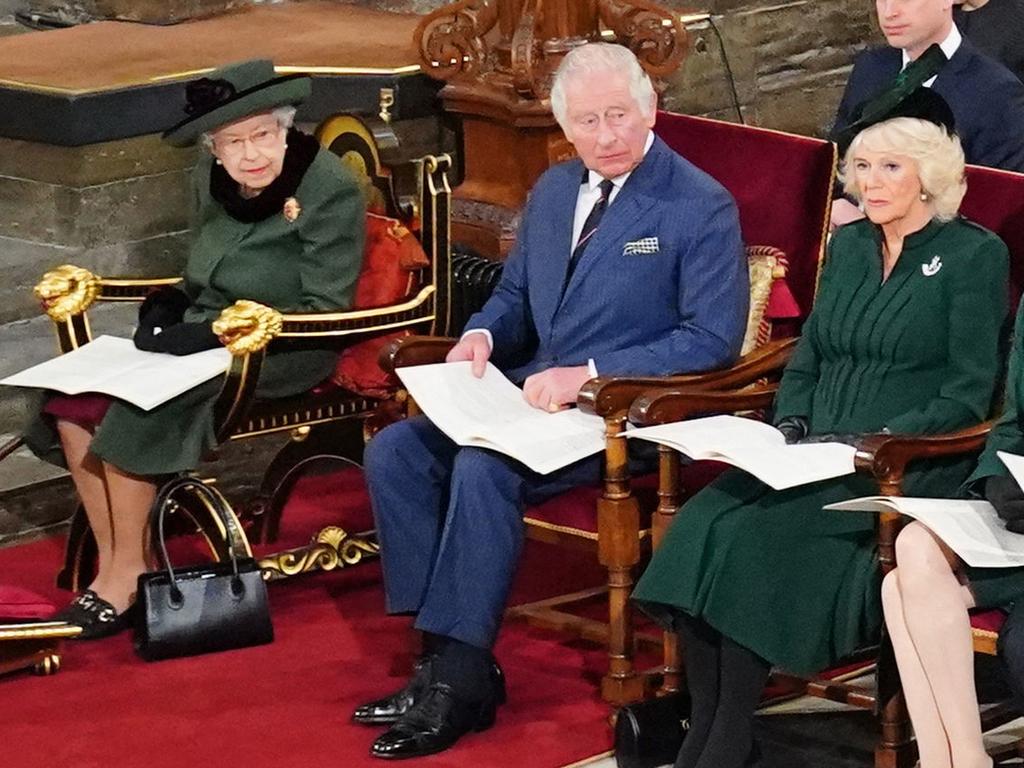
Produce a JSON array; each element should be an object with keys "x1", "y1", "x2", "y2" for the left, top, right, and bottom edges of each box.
[
  {"x1": 26, "y1": 145, "x2": 364, "y2": 476},
  {"x1": 633, "y1": 217, "x2": 1009, "y2": 676},
  {"x1": 959, "y1": 298, "x2": 1024, "y2": 608}
]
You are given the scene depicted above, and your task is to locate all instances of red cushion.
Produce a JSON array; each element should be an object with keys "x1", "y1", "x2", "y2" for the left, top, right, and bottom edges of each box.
[
  {"x1": 0, "y1": 585, "x2": 54, "y2": 620},
  {"x1": 971, "y1": 609, "x2": 1007, "y2": 634},
  {"x1": 331, "y1": 213, "x2": 430, "y2": 397}
]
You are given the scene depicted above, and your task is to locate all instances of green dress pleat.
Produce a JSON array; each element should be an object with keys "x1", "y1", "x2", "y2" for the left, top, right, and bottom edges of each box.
[{"x1": 633, "y1": 217, "x2": 1009, "y2": 676}]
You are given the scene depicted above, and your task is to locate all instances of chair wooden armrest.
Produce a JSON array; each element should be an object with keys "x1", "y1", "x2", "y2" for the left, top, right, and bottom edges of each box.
[
  {"x1": 378, "y1": 334, "x2": 458, "y2": 374},
  {"x1": 851, "y1": 421, "x2": 993, "y2": 574},
  {"x1": 852, "y1": 421, "x2": 993, "y2": 494},
  {"x1": 628, "y1": 384, "x2": 780, "y2": 427},
  {"x1": 577, "y1": 338, "x2": 795, "y2": 418}
]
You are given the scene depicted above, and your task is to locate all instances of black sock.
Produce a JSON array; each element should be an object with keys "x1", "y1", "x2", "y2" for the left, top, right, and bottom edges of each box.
[
  {"x1": 421, "y1": 631, "x2": 446, "y2": 657},
  {"x1": 673, "y1": 615, "x2": 722, "y2": 768},
  {"x1": 432, "y1": 637, "x2": 492, "y2": 701},
  {"x1": 694, "y1": 636, "x2": 771, "y2": 768}
]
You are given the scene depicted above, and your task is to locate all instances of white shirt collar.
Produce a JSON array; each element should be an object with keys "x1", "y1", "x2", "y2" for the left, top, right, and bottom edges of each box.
[
  {"x1": 585, "y1": 130, "x2": 655, "y2": 192},
  {"x1": 901, "y1": 23, "x2": 962, "y2": 77}
]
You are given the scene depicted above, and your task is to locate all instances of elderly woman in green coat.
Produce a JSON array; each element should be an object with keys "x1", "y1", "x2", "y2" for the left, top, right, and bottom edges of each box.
[
  {"x1": 29, "y1": 59, "x2": 364, "y2": 638},
  {"x1": 632, "y1": 86, "x2": 1010, "y2": 768}
]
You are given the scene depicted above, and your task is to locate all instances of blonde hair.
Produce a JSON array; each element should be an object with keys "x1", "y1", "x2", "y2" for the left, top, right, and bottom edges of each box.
[
  {"x1": 550, "y1": 43, "x2": 655, "y2": 131},
  {"x1": 841, "y1": 117, "x2": 966, "y2": 221}
]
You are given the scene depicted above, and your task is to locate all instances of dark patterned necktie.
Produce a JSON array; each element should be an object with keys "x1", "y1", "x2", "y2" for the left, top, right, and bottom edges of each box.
[{"x1": 566, "y1": 178, "x2": 615, "y2": 284}]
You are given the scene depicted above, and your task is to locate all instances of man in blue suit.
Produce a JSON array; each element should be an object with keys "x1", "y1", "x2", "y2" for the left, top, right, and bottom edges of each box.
[
  {"x1": 830, "y1": 0, "x2": 1024, "y2": 227},
  {"x1": 355, "y1": 42, "x2": 748, "y2": 759}
]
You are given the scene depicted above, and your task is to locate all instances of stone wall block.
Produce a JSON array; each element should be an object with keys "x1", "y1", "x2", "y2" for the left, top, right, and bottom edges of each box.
[
  {"x1": 0, "y1": 135, "x2": 196, "y2": 189},
  {"x1": 661, "y1": 13, "x2": 758, "y2": 119}
]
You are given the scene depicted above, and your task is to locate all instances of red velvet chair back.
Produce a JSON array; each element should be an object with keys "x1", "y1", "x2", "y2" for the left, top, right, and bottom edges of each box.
[
  {"x1": 654, "y1": 112, "x2": 837, "y2": 324},
  {"x1": 961, "y1": 164, "x2": 1024, "y2": 308}
]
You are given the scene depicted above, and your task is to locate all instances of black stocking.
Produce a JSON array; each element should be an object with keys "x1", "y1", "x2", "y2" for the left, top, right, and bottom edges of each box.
[
  {"x1": 694, "y1": 636, "x2": 771, "y2": 768},
  {"x1": 673, "y1": 615, "x2": 722, "y2": 768}
]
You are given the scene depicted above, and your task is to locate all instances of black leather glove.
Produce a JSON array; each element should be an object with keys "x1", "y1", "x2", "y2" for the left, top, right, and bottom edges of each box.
[
  {"x1": 134, "y1": 321, "x2": 220, "y2": 356},
  {"x1": 986, "y1": 475, "x2": 1024, "y2": 533},
  {"x1": 775, "y1": 415, "x2": 809, "y2": 444},
  {"x1": 799, "y1": 432, "x2": 862, "y2": 446},
  {"x1": 138, "y1": 286, "x2": 191, "y2": 330}
]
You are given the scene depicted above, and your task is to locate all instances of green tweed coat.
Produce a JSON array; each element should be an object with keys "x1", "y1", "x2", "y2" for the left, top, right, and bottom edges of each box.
[
  {"x1": 27, "y1": 146, "x2": 364, "y2": 476},
  {"x1": 633, "y1": 217, "x2": 1009, "y2": 675}
]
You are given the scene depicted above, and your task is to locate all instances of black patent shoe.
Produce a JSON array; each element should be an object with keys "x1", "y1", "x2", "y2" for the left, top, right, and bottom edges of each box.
[
  {"x1": 354, "y1": 655, "x2": 436, "y2": 726},
  {"x1": 354, "y1": 657, "x2": 506, "y2": 726},
  {"x1": 370, "y1": 682, "x2": 498, "y2": 760},
  {"x1": 55, "y1": 591, "x2": 134, "y2": 640},
  {"x1": 52, "y1": 590, "x2": 100, "y2": 626}
]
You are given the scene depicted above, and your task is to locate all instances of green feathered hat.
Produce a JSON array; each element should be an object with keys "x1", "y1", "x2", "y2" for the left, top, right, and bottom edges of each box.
[
  {"x1": 163, "y1": 59, "x2": 311, "y2": 148},
  {"x1": 835, "y1": 44, "x2": 956, "y2": 155}
]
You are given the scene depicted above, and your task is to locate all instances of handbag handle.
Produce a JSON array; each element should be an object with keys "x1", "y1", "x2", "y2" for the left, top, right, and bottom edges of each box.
[{"x1": 149, "y1": 475, "x2": 248, "y2": 605}]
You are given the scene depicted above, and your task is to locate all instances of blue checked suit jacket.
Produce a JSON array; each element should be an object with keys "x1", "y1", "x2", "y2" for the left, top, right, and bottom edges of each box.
[
  {"x1": 831, "y1": 38, "x2": 1024, "y2": 173},
  {"x1": 466, "y1": 135, "x2": 749, "y2": 382}
]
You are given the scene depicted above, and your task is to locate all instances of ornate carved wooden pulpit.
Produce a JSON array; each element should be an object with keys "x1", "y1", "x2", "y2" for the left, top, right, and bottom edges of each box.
[{"x1": 414, "y1": 0, "x2": 690, "y2": 258}]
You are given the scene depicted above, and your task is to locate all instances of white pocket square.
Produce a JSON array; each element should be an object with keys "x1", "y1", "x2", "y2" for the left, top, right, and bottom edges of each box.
[{"x1": 622, "y1": 237, "x2": 660, "y2": 255}]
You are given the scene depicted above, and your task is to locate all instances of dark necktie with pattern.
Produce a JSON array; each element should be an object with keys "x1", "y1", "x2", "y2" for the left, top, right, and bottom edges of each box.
[{"x1": 565, "y1": 178, "x2": 615, "y2": 286}]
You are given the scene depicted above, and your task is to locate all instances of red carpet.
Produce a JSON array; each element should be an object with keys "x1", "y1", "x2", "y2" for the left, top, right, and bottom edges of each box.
[{"x1": 2, "y1": 469, "x2": 615, "y2": 768}]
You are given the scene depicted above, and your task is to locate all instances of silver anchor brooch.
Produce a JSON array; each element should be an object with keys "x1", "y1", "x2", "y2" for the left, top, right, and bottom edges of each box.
[{"x1": 921, "y1": 256, "x2": 942, "y2": 276}]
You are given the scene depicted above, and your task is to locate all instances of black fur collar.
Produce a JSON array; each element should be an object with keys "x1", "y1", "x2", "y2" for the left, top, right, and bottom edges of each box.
[{"x1": 209, "y1": 128, "x2": 320, "y2": 223}]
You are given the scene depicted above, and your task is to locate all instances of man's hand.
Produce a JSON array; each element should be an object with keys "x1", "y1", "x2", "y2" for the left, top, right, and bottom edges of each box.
[
  {"x1": 775, "y1": 415, "x2": 809, "y2": 444},
  {"x1": 445, "y1": 332, "x2": 491, "y2": 378},
  {"x1": 522, "y1": 366, "x2": 592, "y2": 412},
  {"x1": 830, "y1": 198, "x2": 865, "y2": 230}
]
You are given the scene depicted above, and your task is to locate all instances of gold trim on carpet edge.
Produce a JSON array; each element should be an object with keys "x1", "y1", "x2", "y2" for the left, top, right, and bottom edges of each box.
[
  {"x1": 561, "y1": 750, "x2": 614, "y2": 768},
  {"x1": 0, "y1": 64, "x2": 423, "y2": 97}
]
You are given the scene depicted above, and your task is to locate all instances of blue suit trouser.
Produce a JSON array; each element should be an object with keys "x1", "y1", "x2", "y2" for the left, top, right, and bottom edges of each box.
[{"x1": 364, "y1": 415, "x2": 603, "y2": 650}]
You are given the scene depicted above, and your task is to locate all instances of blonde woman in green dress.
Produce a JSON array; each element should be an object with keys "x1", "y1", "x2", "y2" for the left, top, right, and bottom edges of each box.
[{"x1": 633, "y1": 87, "x2": 1010, "y2": 768}]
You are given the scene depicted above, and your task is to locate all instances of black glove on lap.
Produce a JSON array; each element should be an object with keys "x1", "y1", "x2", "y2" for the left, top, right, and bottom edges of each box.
[
  {"x1": 133, "y1": 321, "x2": 220, "y2": 356},
  {"x1": 138, "y1": 286, "x2": 191, "y2": 330},
  {"x1": 985, "y1": 475, "x2": 1024, "y2": 533},
  {"x1": 799, "y1": 432, "x2": 862, "y2": 446},
  {"x1": 775, "y1": 415, "x2": 809, "y2": 444}
]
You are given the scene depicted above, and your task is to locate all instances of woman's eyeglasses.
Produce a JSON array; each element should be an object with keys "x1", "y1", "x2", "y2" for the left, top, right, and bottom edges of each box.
[{"x1": 214, "y1": 125, "x2": 282, "y2": 158}]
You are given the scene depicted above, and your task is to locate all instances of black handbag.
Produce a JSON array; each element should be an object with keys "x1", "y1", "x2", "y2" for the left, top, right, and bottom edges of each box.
[
  {"x1": 134, "y1": 476, "x2": 274, "y2": 661},
  {"x1": 614, "y1": 692, "x2": 690, "y2": 768}
]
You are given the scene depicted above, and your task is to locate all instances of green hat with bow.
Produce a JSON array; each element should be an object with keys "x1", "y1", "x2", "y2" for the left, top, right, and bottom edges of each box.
[
  {"x1": 835, "y1": 44, "x2": 956, "y2": 154},
  {"x1": 163, "y1": 59, "x2": 311, "y2": 148}
]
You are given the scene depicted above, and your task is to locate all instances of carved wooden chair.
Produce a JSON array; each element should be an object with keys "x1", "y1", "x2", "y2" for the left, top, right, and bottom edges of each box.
[
  {"x1": 23, "y1": 114, "x2": 456, "y2": 591},
  {"x1": 379, "y1": 112, "x2": 837, "y2": 704},
  {"x1": 628, "y1": 162, "x2": 1024, "y2": 767}
]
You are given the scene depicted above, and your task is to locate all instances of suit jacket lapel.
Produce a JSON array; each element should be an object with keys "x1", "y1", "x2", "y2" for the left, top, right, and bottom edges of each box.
[
  {"x1": 559, "y1": 140, "x2": 665, "y2": 305},
  {"x1": 534, "y1": 162, "x2": 584, "y2": 335}
]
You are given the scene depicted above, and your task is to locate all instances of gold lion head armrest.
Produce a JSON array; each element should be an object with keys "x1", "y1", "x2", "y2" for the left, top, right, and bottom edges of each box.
[
  {"x1": 212, "y1": 300, "x2": 284, "y2": 356},
  {"x1": 34, "y1": 265, "x2": 101, "y2": 323}
]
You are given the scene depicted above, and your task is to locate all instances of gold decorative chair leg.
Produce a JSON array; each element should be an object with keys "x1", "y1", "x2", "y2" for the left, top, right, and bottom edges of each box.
[
  {"x1": 33, "y1": 653, "x2": 61, "y2": 676},
  {"x1": 258, "y1": 525, "x2": 380, "y2": 581}
]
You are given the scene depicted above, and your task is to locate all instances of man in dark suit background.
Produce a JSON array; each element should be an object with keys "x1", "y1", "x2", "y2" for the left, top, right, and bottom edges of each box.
[
  {"x1": 353, "y1": 42, "x2": 749, "y2": 759},
  {"x1": 830, "y1": 0, "x2": 1024, "y2": 227}
]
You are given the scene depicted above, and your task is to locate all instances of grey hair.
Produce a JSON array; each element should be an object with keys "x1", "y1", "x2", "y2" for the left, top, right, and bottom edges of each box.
[
  {"x1": 200, "y1": 105, "x2": 297, "y2": 153},
  {"x1": 550, "y1": 43, "x2": 656, "y2": 131},
  {"x1": 841, "y1": 117, "x2": 966, "y2": 222}
]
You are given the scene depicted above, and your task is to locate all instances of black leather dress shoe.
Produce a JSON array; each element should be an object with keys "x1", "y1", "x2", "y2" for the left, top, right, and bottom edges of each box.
[
  {"x1": 354, "y1": 657, "x2": 507, "y2": 726},
  {"x1": 370, "y1": 682, "x2": 498, "y2": 759},
  {"x1": 353, "y1": 655, "x2": 436, "y2": 725}
]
